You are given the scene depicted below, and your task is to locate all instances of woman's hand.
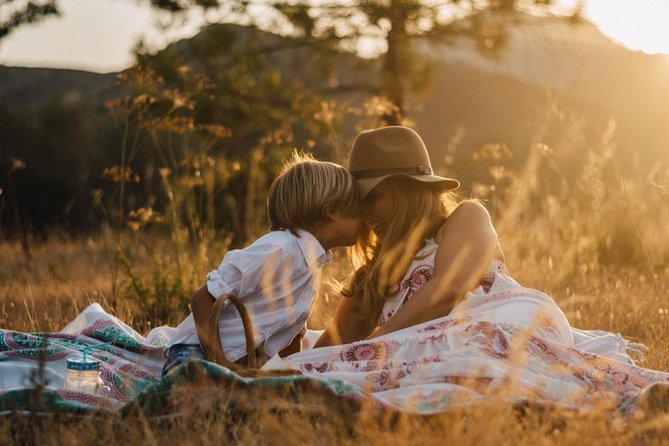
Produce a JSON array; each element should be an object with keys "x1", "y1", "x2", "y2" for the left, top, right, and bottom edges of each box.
[
  {"x1": 369, "y1": 201, "x2": 499, "y2": 338},
  {"x1": 314, "y1": 296, "x2": 374, "y2": 347}
]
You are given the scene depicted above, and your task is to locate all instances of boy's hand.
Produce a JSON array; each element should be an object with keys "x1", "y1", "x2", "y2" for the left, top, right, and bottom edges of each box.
[{"x1": 191, "y1": 285, "x2": 219, "y2": 360}]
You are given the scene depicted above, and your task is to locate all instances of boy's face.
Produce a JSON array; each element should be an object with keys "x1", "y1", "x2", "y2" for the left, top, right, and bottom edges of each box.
[{"x1": 329, "y1": 212, "x2": 361, "y2": 247}]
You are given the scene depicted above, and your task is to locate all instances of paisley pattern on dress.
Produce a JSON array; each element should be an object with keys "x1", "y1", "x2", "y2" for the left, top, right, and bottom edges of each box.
[
  {"x1": 401, "y1": 264, "x2": 433, "y2": 292},
  {"x1": 340, "y1": 339, "x2": 400, "y2": 363}
]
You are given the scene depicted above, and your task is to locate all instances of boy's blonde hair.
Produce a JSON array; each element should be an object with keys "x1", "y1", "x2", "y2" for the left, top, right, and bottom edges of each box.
[{"x1": 268, "y1": 151, "x2": 359, "y2": 234}]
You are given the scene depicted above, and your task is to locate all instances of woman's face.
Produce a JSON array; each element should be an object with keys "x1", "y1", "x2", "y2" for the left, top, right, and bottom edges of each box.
[{"x1": 361, "y1": 180, "x2": 395, "y2": 237}]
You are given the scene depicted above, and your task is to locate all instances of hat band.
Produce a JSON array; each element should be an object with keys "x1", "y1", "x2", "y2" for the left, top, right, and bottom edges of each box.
[{"x1": 352, "y1": 165, "x2": 433, "y2": 179}]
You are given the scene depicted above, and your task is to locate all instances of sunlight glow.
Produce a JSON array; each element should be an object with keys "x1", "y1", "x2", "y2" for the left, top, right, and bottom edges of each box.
[{"x1": 560, "y1": 0, "x2": 669, "y2": 55}]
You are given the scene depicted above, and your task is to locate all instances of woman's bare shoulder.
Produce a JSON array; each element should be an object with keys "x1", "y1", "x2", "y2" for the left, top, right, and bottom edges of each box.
[
  {"x1": 452, "y1": 200, "x2": 491, "y2": 218},
  {"x1": 435, "y1": 201, "x2": 492, "y2": 242}
]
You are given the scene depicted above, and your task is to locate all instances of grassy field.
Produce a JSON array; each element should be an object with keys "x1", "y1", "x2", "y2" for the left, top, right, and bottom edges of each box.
[
  {"x1": 2, "y1": 140, "x2": 669, "y2": 444},
  {"x1": 2, "y1": 212, "x2": 669, "y2": 444},
  {"x1": 1, "y1": 252, "x2": 669, "y2": 445}
]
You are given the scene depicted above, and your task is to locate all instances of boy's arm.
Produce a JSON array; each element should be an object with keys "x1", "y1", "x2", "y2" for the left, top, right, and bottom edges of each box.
[{"x1": 191, "y1": 285, "x2": 222, "y2": 363}]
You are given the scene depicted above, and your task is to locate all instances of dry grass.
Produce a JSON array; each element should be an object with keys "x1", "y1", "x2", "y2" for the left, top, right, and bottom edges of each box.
[
  {"x1": 5, "y1": 386, "x2": 669, "y2": 445},
  {"x1": 2, "y1": 130, "x2": 669, "y2": 444},
  {"x1": 0, "y1": 236, "x2": 115, "y2": 333},
  {"x1": 2, "y1": 220, "x2": 669, "y2": 444}
]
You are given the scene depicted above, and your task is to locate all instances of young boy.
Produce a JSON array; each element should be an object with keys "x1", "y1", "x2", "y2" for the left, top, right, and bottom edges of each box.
[{"x1": 162, "y1": 152, "x2": 360, "y2": 375}]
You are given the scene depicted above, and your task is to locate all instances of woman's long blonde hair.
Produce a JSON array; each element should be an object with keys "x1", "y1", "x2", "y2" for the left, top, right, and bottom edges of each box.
[{"x1": 342, "y1": 177, "x2": 458, "y2": 332}]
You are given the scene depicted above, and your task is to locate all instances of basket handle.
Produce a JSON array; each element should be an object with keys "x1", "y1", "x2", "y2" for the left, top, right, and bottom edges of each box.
[{"x1": 206, "y1": 293, "x2": 258, "y2": 370}]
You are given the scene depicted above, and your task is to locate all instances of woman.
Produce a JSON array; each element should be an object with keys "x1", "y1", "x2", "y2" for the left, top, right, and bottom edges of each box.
[
  {"x1": 314, "y1": 125, "x2": 572, "y2": 347},
  {"x1": 277, "y1": 126, "x2": 669, "y2": 414}
]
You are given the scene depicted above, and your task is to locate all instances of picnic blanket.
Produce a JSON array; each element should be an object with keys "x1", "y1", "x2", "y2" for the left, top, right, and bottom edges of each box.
[
  {"x1": 0, "y1": 304, "x2": 367, "y2": 415},
  {"x1": 0, "y1": 303, "x2": 666, "y2": 416}
]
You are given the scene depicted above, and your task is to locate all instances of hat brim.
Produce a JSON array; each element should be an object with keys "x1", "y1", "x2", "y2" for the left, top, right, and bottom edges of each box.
[{"x1": 357, "y1": 173, "x2": 460, "y2": 198}]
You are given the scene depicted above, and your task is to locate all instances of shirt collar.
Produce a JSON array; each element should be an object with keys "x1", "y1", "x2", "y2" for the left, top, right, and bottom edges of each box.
[{"x1": 295, "y1": 229, "x2": 333, "y2": 267}]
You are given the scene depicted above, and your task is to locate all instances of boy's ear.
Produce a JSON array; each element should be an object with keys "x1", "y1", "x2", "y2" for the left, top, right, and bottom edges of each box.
[{"x1": 324, "y1": 209, "x2": 336, "y2": 223}]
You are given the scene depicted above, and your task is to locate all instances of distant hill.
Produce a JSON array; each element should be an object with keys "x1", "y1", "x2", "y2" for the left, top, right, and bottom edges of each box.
[{"x1": 0, "y1": 66, "x2": 117, "y2": 109}]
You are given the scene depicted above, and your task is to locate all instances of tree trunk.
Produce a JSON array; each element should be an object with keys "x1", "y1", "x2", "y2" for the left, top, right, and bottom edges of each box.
[{"x1": 382, "y1": 0, "x2": 410, "y2": 125}]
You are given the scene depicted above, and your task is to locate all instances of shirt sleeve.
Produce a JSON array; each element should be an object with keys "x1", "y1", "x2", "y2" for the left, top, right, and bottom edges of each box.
[
  {"x1": 205, "y1": 237, "x2": 287, "y2": 300},
  {"x1": 205, "y1": 262, "x2": 243, "y2": 298}
]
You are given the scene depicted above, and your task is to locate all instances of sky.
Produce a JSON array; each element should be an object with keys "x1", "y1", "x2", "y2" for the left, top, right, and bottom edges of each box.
[{"x1": 0, "y1": 0, "x2": 668, "y2": 73}]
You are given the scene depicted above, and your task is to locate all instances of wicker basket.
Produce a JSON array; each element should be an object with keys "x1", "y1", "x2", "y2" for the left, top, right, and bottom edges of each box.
[{"x1": 205, "y1": 293, "x2": 302, "y2": 377}]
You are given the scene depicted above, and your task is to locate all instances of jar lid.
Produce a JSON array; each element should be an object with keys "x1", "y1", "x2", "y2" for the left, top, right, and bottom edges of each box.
[{"x1": 67, "y1": 356, "x2": 101, "y2": 371}]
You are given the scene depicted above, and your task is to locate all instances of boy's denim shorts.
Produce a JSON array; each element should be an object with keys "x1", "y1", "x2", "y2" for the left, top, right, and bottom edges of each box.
[{"x1": 161, "y1": 343, "x2": 205, "y2": 377}]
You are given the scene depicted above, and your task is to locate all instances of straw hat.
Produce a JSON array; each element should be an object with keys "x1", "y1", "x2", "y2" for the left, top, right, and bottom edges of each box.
[{"x1": 348, "y1": 126, "x2": 460, "y2": 198}]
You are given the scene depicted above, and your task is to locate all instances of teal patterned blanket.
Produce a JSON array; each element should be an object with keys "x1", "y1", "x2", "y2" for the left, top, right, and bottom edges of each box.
[{"x1": 0, "y1": 304, "x2": 366, "y2": 416}]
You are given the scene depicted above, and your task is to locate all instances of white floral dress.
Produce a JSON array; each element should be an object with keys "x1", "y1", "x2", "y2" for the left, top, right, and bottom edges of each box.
[{"x1": 277, "y1": 239, "x2": 669, "y2": 413}]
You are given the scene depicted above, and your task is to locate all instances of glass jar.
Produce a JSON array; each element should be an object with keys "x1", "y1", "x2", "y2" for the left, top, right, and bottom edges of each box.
[{"x1": 64, "y1": 357, "x2": 110, "y2": 395}]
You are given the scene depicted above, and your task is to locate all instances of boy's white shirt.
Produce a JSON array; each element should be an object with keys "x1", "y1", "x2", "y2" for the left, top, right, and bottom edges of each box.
[{"x1": 167, "y1": 229, "x2": 333, "y2": 362}]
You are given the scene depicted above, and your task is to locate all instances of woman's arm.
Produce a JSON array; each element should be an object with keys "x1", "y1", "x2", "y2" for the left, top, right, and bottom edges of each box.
[
  {"x1": 369, "y1": 201, "x2": 498, "y2": 338},
  {"x1": 315, "y1": 296, "x2": 374, "y2": 347}
]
